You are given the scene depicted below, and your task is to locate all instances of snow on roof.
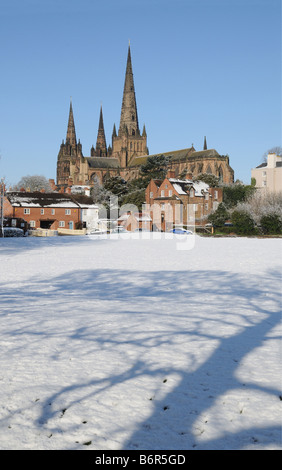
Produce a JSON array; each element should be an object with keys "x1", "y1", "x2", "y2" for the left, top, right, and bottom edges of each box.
[
  {"x1": 172, "y1": 183, "x2": 187, "y2": 195},
  {"x1": 7, "y1": 191, "x2": 101, "y2": 209},
  {"x1": 7, "y1": 192, "x2": 80, "y2": 208},
  {"x1": 117, "y1": 213, "x2": 130, "y2": 221},
  {"x1": 169, "y1": 178, "x2": 209, "y2": 197},
  {"x1": 193, "y1": 181, "x2": 209, "y2": 196},
  {"x1": 169, "y1": 178, "x2": 193, "y2": 184},
  {"x1": 78, "y1": 204, "x2": 99, "y2": 209}
]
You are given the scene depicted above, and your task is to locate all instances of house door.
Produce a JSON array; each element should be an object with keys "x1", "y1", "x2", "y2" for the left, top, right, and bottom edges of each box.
[{"x1": 69, "y1": 221, "x2": 74, "y2": 230}]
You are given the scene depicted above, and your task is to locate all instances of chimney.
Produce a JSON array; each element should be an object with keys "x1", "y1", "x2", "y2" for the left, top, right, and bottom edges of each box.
[
  {"x1": 267, "y1": 153, "x2": 277, "y2": 169},
  {"x1": 167, "y1": 169, "x2": 176, "y2": 178}
]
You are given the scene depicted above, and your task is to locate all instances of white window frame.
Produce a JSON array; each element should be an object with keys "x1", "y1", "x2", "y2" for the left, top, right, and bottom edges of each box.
[
  {"x1": 40, "y1": 209, "x2": 44, "y2": 215},
  {"x1": 24, "y1": 208, "x2": 30, "y2": 215},
  {"x1": 51, "y1": 209, "x2": 55, "y2": 215},
  {"x1": 59, "y1": 221, "x2": 65, "y2": 227},
  {"x1": 65, "y1": 209, "x2": 71, "y2": 215},
  {"x1": 30, "y1": 220, "x2": 36, "y2": 228}
]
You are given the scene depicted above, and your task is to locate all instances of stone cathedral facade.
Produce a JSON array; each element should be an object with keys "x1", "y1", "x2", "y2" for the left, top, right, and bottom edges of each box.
[{"x1": 57, "y1": 45, "x2": 234, "y2": 189}]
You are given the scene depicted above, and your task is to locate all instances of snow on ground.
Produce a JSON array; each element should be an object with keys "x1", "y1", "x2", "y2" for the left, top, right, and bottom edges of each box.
[{"x1": 0, "y1": 233, "x2": 281, "y2": 450}]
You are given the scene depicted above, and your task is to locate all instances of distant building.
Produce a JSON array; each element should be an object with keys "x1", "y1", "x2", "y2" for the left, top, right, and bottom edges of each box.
[
  {"x1": 72, "y1": 194, "x2": 99, "y2": 233},
  {"x1": 5, "y1": 192, "x2": 99, "y2": 233},
  {"x1": 117, "y1": 211, "x2": 152, "y2": 232},
  {"x1": 251, "y1": 153, "x2": 282, "y2": 193},
  {"x1": 56, "y1": 44, "x2": 234, "y2": 190}
]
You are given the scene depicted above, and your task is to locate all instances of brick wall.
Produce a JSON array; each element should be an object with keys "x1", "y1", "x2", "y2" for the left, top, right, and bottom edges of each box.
[{"x1": 12, "y1": 206, "x2": 80, "y2": 230}]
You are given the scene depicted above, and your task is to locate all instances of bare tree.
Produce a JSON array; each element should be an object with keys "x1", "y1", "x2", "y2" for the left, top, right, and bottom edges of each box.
[
  {"x1": 14, "y1": 175, "x2": 52, "y2": 192},
  {"x1": 262, "y1": 146, "x2": 282, "y2": 162}
]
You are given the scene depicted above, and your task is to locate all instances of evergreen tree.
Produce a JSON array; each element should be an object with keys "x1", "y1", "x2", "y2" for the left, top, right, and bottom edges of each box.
[
  {"x1": 208, "y1": 203, "x2": 230, "y2": 227},
  {"x1": 140, "y1": 155, "x2": 171, "y2": 181},
  {"x1": 120, "y1": 189, "x2": 146, "y2": 211},
  {"x1": 260, "y1": 214, "x2": 282, "y2": 234},
  {"x1": 104, "y1": 176, "x2": 128, "y2": 197},
  {"x1": 194, "y1": 173, "x2": 220, "y2": 187},
  {"x1": 231, "y1": 209, "x2": 256, "y2": 235},
  {"x1": 222, "y1": 184, "x2": 256, "y2": 208}
]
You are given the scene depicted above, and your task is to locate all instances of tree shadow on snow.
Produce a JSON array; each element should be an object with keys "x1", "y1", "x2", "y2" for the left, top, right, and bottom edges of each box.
[{"x1": 1, "y1": 265, "x2": 281, "y2": 449}]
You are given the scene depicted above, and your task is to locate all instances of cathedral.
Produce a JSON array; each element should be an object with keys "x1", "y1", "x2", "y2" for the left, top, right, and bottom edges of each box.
[{"x1": 56, "y1": 45, "x2": 234, "y2": 189}]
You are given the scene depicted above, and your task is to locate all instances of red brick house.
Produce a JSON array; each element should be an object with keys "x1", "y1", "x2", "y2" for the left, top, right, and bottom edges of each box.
[
  {"x1": 5, "y1": 192, "x2": 82, "y2": 231},
  {"x1": 145, "y1": 170, "x2": 222, "y2": 231}
]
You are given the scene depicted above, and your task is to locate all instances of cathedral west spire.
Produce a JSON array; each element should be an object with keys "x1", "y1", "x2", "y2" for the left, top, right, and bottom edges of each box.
[
  {"x1": 57, "y1": 99, "x2": 83, "y2": 187},
  {"x1": 118, "y1": 43, "x2": 139, "y2": 137}
]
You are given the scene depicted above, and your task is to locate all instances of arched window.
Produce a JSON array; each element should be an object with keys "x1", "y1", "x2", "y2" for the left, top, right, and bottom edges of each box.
[{"x1": 218, "y1": 166, "x2": 223, "y2": 182}]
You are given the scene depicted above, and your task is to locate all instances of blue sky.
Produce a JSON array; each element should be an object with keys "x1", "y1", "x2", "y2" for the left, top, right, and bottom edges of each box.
[{"x1": 0, "y1": 0, "x2": 281, "y2": 186}]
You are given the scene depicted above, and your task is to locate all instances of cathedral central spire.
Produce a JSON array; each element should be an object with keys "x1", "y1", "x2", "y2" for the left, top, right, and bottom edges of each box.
[
  {"x1": 95, "y1": 105, "x2": 107, "y2": 157},
  {"x1": 111, "y1": 43, "x2": 148, "y2": 166},
  {"x1": 66, "y1": 98, "x2": 77, "y2": 147},
  {"x1": 118, "y1": 44, "x2": 139, "y2": 136}
]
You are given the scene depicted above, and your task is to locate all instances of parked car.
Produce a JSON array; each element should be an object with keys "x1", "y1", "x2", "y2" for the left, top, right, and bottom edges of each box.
[
  {"x1": 134, "y1": 228, "x2": 151, "y2": 232},
  {"x1": 87, "y1": 228, "x2": 107, "y2": 235},
  {"x1": 1, "y1": 227, "x2": 25, "y2": 237},
  {"x1": 170, "y1": 228, "x2": 193, "y2": 235}
]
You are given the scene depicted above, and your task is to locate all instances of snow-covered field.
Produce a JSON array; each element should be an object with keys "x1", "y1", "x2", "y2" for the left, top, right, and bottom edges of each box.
[{"x1": 0, "y1": 233, "x2": 281, "y2": 450}]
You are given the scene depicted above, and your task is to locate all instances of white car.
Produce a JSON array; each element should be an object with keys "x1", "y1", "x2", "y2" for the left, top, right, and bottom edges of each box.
[
  {"x1": 169, "y1": 228, "x2": 193, "y2": 235},
  {"x1": 88, "y1": 229, "x2": 107, "y2": 235}
]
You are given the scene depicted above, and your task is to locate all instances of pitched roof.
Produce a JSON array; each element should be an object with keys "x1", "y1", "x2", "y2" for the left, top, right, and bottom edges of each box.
[
  {"x1": 7, "y1": 191, "x2": 80, "y2": 208},
  {"x1": 167, "y1": 178, "x2": 209, "y2": 197},
  {"x1": 85, "y1": 157, "x2": 120, "y2": 169},
  {"x1": 128, "y1": 147, "x2": 222, "y2": 168},
  {"x1": 70, "y1": 194, "x2": 98, "y2": 208},
  {"x1": 128, "y1": 147, "x2": 195, "y2": 167},
  {"x1": 190, "y1": 149, "x2": 220, "y2": 158}
]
